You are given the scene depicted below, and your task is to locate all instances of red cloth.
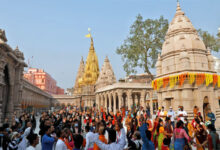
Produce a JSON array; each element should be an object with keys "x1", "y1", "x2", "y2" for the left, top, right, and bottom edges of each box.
[{"x1": 161, "y1": 144, "x2": 169, "y2": 150}]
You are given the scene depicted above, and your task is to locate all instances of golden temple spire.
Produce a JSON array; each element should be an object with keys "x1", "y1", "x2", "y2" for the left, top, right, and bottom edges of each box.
[
  {"x1": 82, "y1": 29, "x2": 100, "y2": 85},
  {"x1": 74, "y1": 56, "x2": 85, "y2": 94}
]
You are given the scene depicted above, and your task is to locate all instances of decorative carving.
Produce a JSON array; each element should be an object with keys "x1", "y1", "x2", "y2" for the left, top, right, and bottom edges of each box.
[
  {"x1": 81, "y1": 37, "x2": 99, "y2": 86},
  {"x1": 13, "y1": 46, "x2": 24, "y2": 60},
  {"x1": 96, "y1": 56, "x2": 116, "y2": 90},
  {"x1": 0, "y1": 29, "x2": 7, "y2": 43}
]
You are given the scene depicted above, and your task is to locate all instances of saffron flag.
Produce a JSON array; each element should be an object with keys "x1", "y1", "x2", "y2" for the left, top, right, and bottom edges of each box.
[{"x1": 85, "y1": 33, "x2": 91, "y2": 38}]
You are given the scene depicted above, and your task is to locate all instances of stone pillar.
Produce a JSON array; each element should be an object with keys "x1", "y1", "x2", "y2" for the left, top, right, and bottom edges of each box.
[
  {"x1": 134, "y1": 94, "x2": 138, "y2": 108},
  {"x1": 127, "y1": 90, "x2": 132, "y2": 111},
  {"x1": 118, "y1": 91, "x2": 122, "y2": 110},
  {"x1": 113, "y1": 94, "x2": 116, "y2": 114},
  {"x1": 102, "y1": 95, "x2": 104, "y2": 107},
  {"x1": 141, "y1": 91, "x2": 146, "y2": 109},
  {"x1": 104, "y1": 94, "x2": 107, "y2": 111}
]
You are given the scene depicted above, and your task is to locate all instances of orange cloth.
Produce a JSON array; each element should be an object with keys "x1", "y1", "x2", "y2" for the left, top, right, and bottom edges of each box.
[
  {"x1": 93, "y1": 135, "x2": 107, "y2": 150},
  {"x1": 162, "y1": 144, "x2": 169, "y2": 150},
  {"x1": 122, "y1": 108, "x2": 125, "y2": 117},
  {"x1": 125, "y1": 117, "x2": 132, "y2": 126},
  {"x1": 147, "y1": 120, "x2": 153, "y2": 131},
  {"x1": 213, "y1": 74, "x2": 218, "y2": 87},
  {"x1": 196, "y1": 73, "x2": 205, "y2": 86},
  {"x1": 153, "y1": 80, "x2": 157, "y2": 90},
  {"x1": 179, "y1": 73, "x2": 187, "y2": 86},
  {"x1": 163, "y1": 77, "x2": 169, "y2": 88},
  {"x1": 60, "y1": 138, "x2": 72, "y2": 150},
  {"x1": 83, "y1": 138, "x2": 86, "y2": 147}
]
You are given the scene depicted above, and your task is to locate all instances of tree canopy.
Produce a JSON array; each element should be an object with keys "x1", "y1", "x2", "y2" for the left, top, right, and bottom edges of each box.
[
  {"x1": 116, "y1": 14, "x2": 220, "y2": 77},
  {"x1": 116, "y1": 14, "x2": 168, "y2": 77},
  {"x1": 197, "y1": 29, "x2": 220, "y2": 52}
]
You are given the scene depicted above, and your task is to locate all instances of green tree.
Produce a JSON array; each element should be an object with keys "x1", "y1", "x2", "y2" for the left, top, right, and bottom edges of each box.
[
  {"x1": 116, "y1": 15, "x2": 168, "y2": 77},
  {"x1": 197, "y1": 29, "x2": 220, "y2": 52}
]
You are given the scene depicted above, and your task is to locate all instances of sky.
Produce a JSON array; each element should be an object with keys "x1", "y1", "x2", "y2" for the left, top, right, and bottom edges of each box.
[{"x1": 0, "y1": 0, "x2": 219, "y2": 90}]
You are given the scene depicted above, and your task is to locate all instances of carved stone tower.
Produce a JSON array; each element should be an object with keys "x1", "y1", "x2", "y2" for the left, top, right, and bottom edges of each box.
[
  {"x1": 96, "y1": 56, "x2": 116, "y2": 90},
  {"x1": 154, "y1": 2, "x2": 220, "y2": 124}
]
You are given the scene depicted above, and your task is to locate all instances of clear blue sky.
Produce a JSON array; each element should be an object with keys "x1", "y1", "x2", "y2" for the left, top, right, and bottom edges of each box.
[{"x1": 0, "y1": 0, "x2": 219, "y2": 89}]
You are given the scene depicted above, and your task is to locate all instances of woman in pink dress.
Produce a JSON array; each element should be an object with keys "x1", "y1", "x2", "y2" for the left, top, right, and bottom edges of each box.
[{"x1": 174, "y1": 120, "x2": 190, "y2": 150}]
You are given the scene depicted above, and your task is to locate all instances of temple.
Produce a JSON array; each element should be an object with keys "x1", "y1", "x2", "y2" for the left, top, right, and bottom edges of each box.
[
  {"x1": 76, "y1": 35, "x2": 100, "y2": 107},
  {"x1": 80, "y1": 37, "x2": 99, "y2": 86},
  {"x1": 73, "y1": 57, "x2": 84, "y2": 95},
  {"x1": 70, "y1": 34, "x2": 154, "y2": 113},
  {"x1": 153, "y1": 2, "x2": 220, "y2": 126},
  {"x1": 95, "y1": 56, "x2": 116, "y2": 90}
]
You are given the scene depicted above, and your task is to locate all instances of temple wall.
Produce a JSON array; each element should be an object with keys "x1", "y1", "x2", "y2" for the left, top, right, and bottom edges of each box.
[
  {"x1": 158, "y1": 83, "x2": 220, "y2": 128},
  {"x1": 22, "y1": 79, "x2": 53, "y2": 113}
]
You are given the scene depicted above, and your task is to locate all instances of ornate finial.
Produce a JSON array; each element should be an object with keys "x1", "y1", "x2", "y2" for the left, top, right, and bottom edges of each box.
[
  {"x1": 14, "y1": 45, "x2": 24, "y2": 60},
  {"x1": 85, "y1": 28, "x2": 94, "y2": 50},
  {"x1": 176, "y1": 1, "x2": 181, "y2": 11},
  {"x1": 105, "y1": 55, "x2": 109, "y2": 62},
  {"x1": 85, "y1": 28, "x2": 92, "y2": 39},
  {"x1": 175, "y1": 0, "x2": 184, "y2": 16}
]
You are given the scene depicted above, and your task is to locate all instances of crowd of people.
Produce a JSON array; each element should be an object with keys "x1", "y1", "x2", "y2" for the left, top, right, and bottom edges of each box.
[{"x1": 0, "y1": 105, "x2": 219, "y2": 150}]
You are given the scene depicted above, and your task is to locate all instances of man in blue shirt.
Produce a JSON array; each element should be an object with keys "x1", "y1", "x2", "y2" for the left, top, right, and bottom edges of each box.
[
  {"x1": 207, "y1": 108, "x2": 216, "y2": 125},
  {"x1": 42, "y1": 126, "x2": 56, "y2": 150}
]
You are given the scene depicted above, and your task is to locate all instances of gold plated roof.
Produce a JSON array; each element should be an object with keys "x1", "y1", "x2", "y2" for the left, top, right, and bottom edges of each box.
[{"x1": 81, "y1": 37, "x2": 99, "y2": 85}]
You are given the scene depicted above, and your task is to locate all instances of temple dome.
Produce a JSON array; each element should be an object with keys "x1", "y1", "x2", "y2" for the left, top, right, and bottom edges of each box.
[
  {"x1": 156, "y1": 2, "x2": 215, "y2": 77},
  {"x1": 96, "y1": 56, "x2": 116, "y2": 90},
  {"x1": 161, "y1": 2, "x2": 206, "y2": 55}
]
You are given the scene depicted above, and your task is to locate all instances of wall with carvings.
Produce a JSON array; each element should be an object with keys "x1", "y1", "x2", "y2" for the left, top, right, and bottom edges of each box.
[{"x1": 0, "y1": 29, "x2": 26, "y2": 125}]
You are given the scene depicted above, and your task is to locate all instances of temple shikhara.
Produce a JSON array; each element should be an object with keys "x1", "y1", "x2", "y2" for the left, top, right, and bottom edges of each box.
[
  {"x1": 152, "y1": 2, "x2": 220, "y2": 126},
  {"x1": 76, "y1": 35, "x2": 100, "y2": 108}
]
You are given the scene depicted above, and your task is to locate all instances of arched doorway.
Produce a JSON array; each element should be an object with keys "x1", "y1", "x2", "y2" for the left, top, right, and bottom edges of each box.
[
  {"x1": 203, "y1": 96, "x2": 210, "y2": 122},
  {"x1": 2, "y1": 65, "x2": 10, "y2": 120}
]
